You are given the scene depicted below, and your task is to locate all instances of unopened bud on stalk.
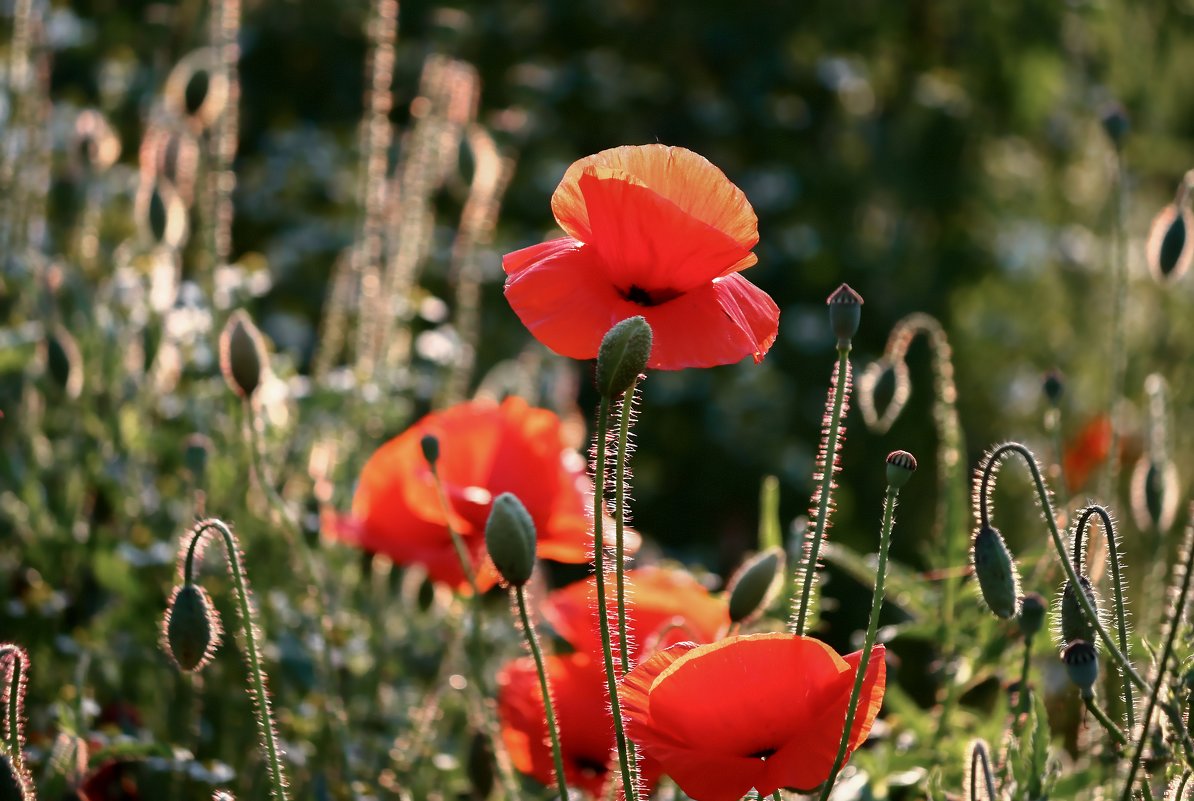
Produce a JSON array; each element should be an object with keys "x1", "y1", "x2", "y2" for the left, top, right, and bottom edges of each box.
[
  {"x1": 885, "y1": 450, "x2": 917, "y2": 489},
  {"x1": 596, "y1": 316, "x2": 653, "y2": 397},
  {"x1": 218, "y1": 310, "x2": 266, "y2": 399},
  {"x1": 826, "y1": 284, "x2": 863, "y2": 346},
  {"x1": 420, "y1": 434, "x2": 440, "y2": 467},
  {"x1": 1131, "y1": 458, "x2": 1179, "y2": 534},
  {"x1": 0, "y1": 754, "x2": 31, "y2": 801},
  {"x1": 1059, "y1": 575, "x2": 1100, "y2": 648},
  {"x1": 1146, "y1": 203, "x2": 1193, "y2": 283},
  {"x1": 1018, "y1": 592, "x2": 1046, "y2": 641},
  {"x1": 1042, "y1": 370, "x2": 1064, "y2": 407},
  {"x1": 163, "y1": 583, "x2": 222, "y2": 672},
  {"x1": 485, "y1": 493, "x2": 537, "y2": 587},
  {"x1": 1062, "y1": 640, "x2": 1099, "y2": 698},
  {"x1": 971, "y1": 525, "x2": 1021, "y2": 620},
  {"x1": 1099, "y1": 102, "x2": 1130, "y2": 148},
  {"x1": 727, "y1": 547, "x2": 785, "y2": 624}
]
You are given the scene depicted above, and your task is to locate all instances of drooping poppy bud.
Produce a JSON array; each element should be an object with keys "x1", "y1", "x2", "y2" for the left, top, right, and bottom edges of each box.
[
  {"x1": 1061, "y1": 640, "x2": 1099, "y2": 699},
  {"x1": 0, "y1": 754, "x2": 31, "y2": 801},
  {"x1": 595, "y1": 316, "x2": 653, "y2": 398},
  {"x1": 971, "y1": 525, "x2": 1021, "y2": 620},
  {"x1": 1042, "y1": 370, "x2": 1064, "y2": 407},
  {"x1": 727, "y1": 547, "x2": 785, "y2": 624},
  {"x1": 218, "y1": 309, "x2": 266, "y2": 399},
  {"x1": 827, "y1": 283, "x2": 863, "y2": 346},
  {"x1": 1146, "y1": 204, "x2": 1193, "y2": 283},
  {"x1": 1017, "y1": 592, "x2": 1046, "y2": 641},
  {"x1": 885, "y1": 450, "x2": 917, "y2": 489},
  {"x1": 163, "y1": 583, "x2": 222, "y2": 672},
  {"x1": 1058, "y1": 575, "x2": 1100, "y2": 648},
  {"x1": 485, "y1": 493, "x2": 537, "y2": 588}
]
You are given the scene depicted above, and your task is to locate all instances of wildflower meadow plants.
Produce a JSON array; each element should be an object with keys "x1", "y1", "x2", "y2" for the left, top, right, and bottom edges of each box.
[{"x1": 8, "y1": 4, "x2": 1194, "y2": 801}]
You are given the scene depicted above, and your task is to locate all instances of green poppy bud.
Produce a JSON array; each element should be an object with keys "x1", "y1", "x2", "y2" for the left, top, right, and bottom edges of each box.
[
  {"x1": 1062, "y1": 640, "x2": 1099, "y2": 699},
  {"x1": 218, "y1": 310, "x2": 266, "y2": 399},
  {"x1": 485, "y1": 493, "x2": 537, "y2": 588},
  {"x1": 971, "y1": 525, "x2": 1021, "y2": 619},
  {"x1": 885, "y1": 450, "x2": 917, "y2": 489},
  {"x1": 1131, "y1": 458, "x2": 1178, "y2": 534},
  {"x1": 1017, "y1": 592, "x2": 1046, "y2": 641},
  {"x1": 1146, "y1": 204, "x2": 1193, "y2": 283},
  {"x1": 1100, "y1": 102, "x2": 1130, "y2": 147},
  {"x1": 826, "y1": 283, "x2": 863, "y2": 346},
  {"x1": 596, "y1": 316, "x2": 653, "y2": 398},
  {"x1": 164, "y1": 583, "x2": 222, "y2": 672},
  {"x1": 727, "y1": 547, "x2": 785, "y2": 624},
  {"x1": 420, "y1": 434, "x2": 440, "y2": 467},
  {"x1": 1059, "y1": 575, "x2": 1100, "y2": 648},
  {"x1": 1042, "y1": 370, "x2": 1064, "y2": 407}
]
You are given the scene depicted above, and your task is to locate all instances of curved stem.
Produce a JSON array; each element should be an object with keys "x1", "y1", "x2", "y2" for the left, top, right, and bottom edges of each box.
[
  {"x1": 0, "y1": 644, "x2": 27, "y2": 771},
  {"x1": 818, "y1": 483, "x2": 897, "y2": 801},
  {"x1": 592, "y1": 396, "x2": 638, "y2": 801},
  {"x1": 515, "y1": 586, "x2": 569, "y2": 801},
  {"x1": 970, "y1": 741, "x2": 997, "y2": 801},
  {"x1": 793, "y1": 345, "x2": 851, "y2": 635},
  {"x1": 182, "y1": 519, "x2": 288, "y2": 800},
  {"x1": 1085, "y1": 697, "x2": 1128, "y2": 746},
  {"x1": 1073, "y1": 505, "x2": 1134, "y2": 732},
  {"x1": 1121, "y1": 519, "x2": 1194, "y2": 801}
]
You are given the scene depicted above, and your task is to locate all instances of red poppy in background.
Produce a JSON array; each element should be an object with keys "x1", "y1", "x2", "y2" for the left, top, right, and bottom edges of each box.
[
  {"x1": 329, "y1": 397, "x2": 592, "y2": 589},
  {"x1": 503, "y1": 144, "x2": 779, "y2": 370},
  {"x1": 1063, "y1": 414, "x2": 1112, "y2": 493},
  {"x1": 621, "y1": 633, "x2": 885, "y2": 801},
  {"x1": 543, "y1": 566, "x2": 729, "y2": 667},
  {"x1": 498, "y1": 651, "x2": 661, "y2": 798}
]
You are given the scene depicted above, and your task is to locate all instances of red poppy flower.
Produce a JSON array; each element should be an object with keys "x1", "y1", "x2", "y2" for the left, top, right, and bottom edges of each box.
[
  {"x1": 498, "y1": 651, "x2": 660, "y2": 798},
  {"x1": 621, "y1": 633, "x2": 885, "y2": 801},
  {"x1": 1063, "y1": 415, "x2": 1112, "y2": 493},
  {"x1": 503, "y1": 144, "x2": 779, "y2": 370},
  {"x1": 329, "y1": 397, "x2": 592, "y2": 590},
  {"x1": 543, "y1": 566, "x2": 729, "y2": 667}
]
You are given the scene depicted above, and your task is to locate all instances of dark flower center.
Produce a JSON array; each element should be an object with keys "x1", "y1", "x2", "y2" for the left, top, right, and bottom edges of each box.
[
  {"x1": 622, "y1": 284, "x2": 681, "y2": 307},
  {"x1": 572, "y1": 755, "x2": 609, "y2": 776},
  {"x1": 747, "y1": 747, "x2": 778, "y2": 761}
]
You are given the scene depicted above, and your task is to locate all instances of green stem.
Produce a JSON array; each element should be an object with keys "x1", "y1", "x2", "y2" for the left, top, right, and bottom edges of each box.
[
  {"x1": 613, "y1": 380, "x2": 637, "y2": 674},
  {"x1": 1017, "y1": 637, "x2": 1033, "y2": 716},
  {"x1": 1073, "y1": 505, "x2": 1134, "y2": 732},
  {"x1": 593, "y1": 396, "x2": 638, "y2": 801},
  {"x1": 818, "y1": 483, "x2": 897, "y2": 801},
  {"x1": 1085, "y1": 697, "x2": 1128, "y2": 747},
  {"x1": 969, "y1": 741, "x2": 996, "y2": 801},
  {"x1": 183, "y1": 519, "x2": 288, "y2": 800},
  {"x1": 793, "y1": 345, "x2": 851, "y2": 635},
  {"x1": 1121, "y1": 520, "x2": 1194, "y2": 801},
  {"x1": 772, "y1": 792, "x2": 783, "y2": 801},
  {"x1": 0, "y1": 644, "x2": 26, "y2": 771},
  {"x1": 515, "y1": 586, "x2": 569, "y2": 801}
]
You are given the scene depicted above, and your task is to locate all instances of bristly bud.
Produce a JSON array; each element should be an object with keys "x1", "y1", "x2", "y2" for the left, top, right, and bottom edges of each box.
[
  {"x1": 1018, "y1": 592, "x2": 1046, "y2": 641},
  {"x1": 466, "y1": 731, "x2": 496, "y2": 801},
  {"x1": 596, "y1": 316, "x2": 653, "y2": 398},
  {"x1": 484, "y1": 493, "x2": 537, "y2": 587},
  {"x1": 885, "y1": 450, "x2": 917, "y2": 489},
  {"x1": 1061, "y1": 640, "x2": 1099, "y2": 698},
  {"x1": 0, "y1": 754, "x2": 31, "y2": 801},
  {"x1": 826, "y1": 283, "x2": 863, "y2": 346},
  {"x1": 163, "y1": 583, "x2": 222, "y2": 672},
  {"x1": 1099, "y1": 102, "x2": 1130, "y2": 148},
  {"x1": 727, "y1": 547, "x2": 786, "y2": 624},
  {"x1": 1131, "y1": 458, "x2": 1179, "y2": 535},
  {"x1": 420, "y1": 434, "x2": 440, "y2": 467},
  {"x1": 1058, "y1": 575, "x2": 1100, "y2": 648},
  {"x1": 971, "y1": 525, "x2": 1021, "y2": 619},
  {"x1": 218, "y1": 310, "x2": 266, "y2": 399},
  {"x1": 1146, "y1": 203, "x2": 1193, "y2": 284},
  {"x1": 1042, "y1": 370, "x2": 1064, "y2": 407}
]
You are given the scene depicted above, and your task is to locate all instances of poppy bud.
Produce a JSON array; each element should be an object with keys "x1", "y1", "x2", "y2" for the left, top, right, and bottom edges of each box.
[
  {"x1": 420, "y1": 434, "x2": 440, "y2": 467},
  {"x1": 596, "y1": 316, "x2": 653, "y2": 398},
  {"x1": 826, "y1": 283, "x2": 863, "y2": 346},
  {"x1": 1058, "y1": 575, "x2": 1100, "y2": 647},
  {"x1": 163, "y1": 583, "x2": 222, "y2": 672},
  {"x1": 485, "y1": 493, "x2": 537, "y2": 587},
  {"x1": 1042, "y1": 370, "x2": 1064, "y2": 406},
  {"x1": 466, "y1": 731, "x2": 496, "y2": 800},
  {"x1": 1099, "y1": 102, "x2": 1130, "y2": 148},
  {"x1": 218, "y1": 310, "x2": 266, "y2": 399},
  {"x1": 0, "y1": 754, "x2": 31, "y2": 801},
  {"x1": 885, "y1": 450, "x2": 917, "y2": 489},
  {"x1": 184, "y1": 433, "x2": 212, "y2": 486},
  {"x1": 416, "y1": 575, "x2": 436, "y2": 612},
  {"x1": 971, "y1": 525, "x2": 1021, "y2": 620},
  {"x1": 1131, "y1": 458, "x2": 1179, "y2": 534},
  {"x1": 1146, "y1": 204, "x2": 1193, "y2": 283},
  {"x1": 727, "y1": 547, "x2": 785, "y2": 624},
  {"x1": 1017, "y1": 592, "x2": 1046, "y2": 641},
  {"x1": 1061, "y1": 640, "x2": 1099, "y2": 698}
]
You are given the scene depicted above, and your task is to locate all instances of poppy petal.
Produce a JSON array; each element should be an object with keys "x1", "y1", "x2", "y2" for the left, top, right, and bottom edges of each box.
[
  {"x1": 620, "y1": 641, "x2": 694, "y2": 730},
  {"x1": 841, "y1": 645, "x2": 887, "y2": 751},
  {"x1": 552, "y1": 144, "x2": 758, "y2": 252}
]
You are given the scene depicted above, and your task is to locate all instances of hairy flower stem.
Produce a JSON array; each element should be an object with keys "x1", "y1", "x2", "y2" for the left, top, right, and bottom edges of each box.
[
  {"x1": 1073, "y1": 506, "x2": 1134, "y2": 732},
  {"x1": 0, "y1": 644, "x2": 28, "y2": 772},
  {"x1": 1082, "y1": 697, "x2": 1127, "y2": 746},
  {"x1": 793, "y1": 345, "x2": 851, "y2": 635},
  {"x1": 970, "y1": 741, "x2": 997, "y2": 801},
  {"x1": 1016, "y1": 638, "x2": 1033, "y2": 715},
  {"x1": 514, "y1": 585, "x2": 569, "y2": 801},
  {"x1": 182, "y1": 519, "x2": 288, "y2": 800},
  {"x1": 593, "y1": 396, "x2": 638, "y2": 801},
  {"x1": 818, "y1": 481, "x2": 898, "y2": 801},
  {"x1": 614, "y1": 380, "x2": 638, "y2": 675},
  {"x1": 1121, "y1": 519, "x2": 1194, "y2": 801}
]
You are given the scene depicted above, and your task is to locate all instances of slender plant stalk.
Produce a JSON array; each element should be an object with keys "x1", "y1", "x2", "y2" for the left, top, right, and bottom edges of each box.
[
  {"x1": 0, "y1": 644, "x2": 27, "y2": 772},
  {"x1": 1016, "y1": 638, "x2": 1033, "y2": 715},
  {"x1": 969, "y1": 741, "x2": 997, "y2": 801},
  {"x1": 592, "y1": 396, "x2": 638, "y2": 801},
  {"x1": 613, "y1": 380, "x2": 638, "y2": 674},
  {"x1": 183, "y1": 519, "x2": 288, "y2": 800},
  {"x1": 514, "y1": 585, "x2": 569, "y2": 801},
  {"x1": 793, "y1": 345, "x2": 851, "y2": 635},
  {"x1": 1121, "y1": 518, "x2": 1194, "y2": 801},
  {"x1": 818, "y1": 482, "x2": 898, "y2": 801},
  {"x1": 1085, "y1": 697, "x2": 1128, "y2": 747},
  {"x1": 1073, "y1": 505, "x2": 1134, "y2": 732}
]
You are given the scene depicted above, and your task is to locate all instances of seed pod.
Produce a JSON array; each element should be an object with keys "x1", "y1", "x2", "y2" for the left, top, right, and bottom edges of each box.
[
  {"x1": 1042, "y1": 370, "x2": 1064, "y2": 407},
  {"x1": 466, "y1": 731, "x2": 495, "y2": 800},
  {"x1": 1058, "y1": 575, "x2": 1099, "y2": 648},
  {"x1": 484, "y1": 493, "x2": 537, "y2": 588},
  {"x1": 163, "y1": 583, "x2": 222, "y2": 672},
  {"x1": 1018, "y1": 592, "x2": 1046, "y2": 641},
  {"x1": 1146, "y1": 203, "x2": 1193, "y2": 283},
  {"x1": 218, "y1": 310, "x2": 266, "y2": 399},
  {"x1": 595, "y1": 316, "x2": 653, "y2": 398},
  {"x1": 885, "y1": 450, "x2": 918, "y2": 489},
  {"x1": 420, "y1": 434, "x2": 440, "y2": 467},
  {"x1": 0, "y1": 754, "x2": 31, "y2": 801},
  {"x1": 727, "y1": 547, "x2": 785, "y2": 624},
  {"x1": 1061, "y1": 640, "x2": 1099, "y2": 698},
  {"x1": 971, "y1": 525, "x2": 1021, "y2": 619},
  {"x1": 826, "y1": 283, "x2": 864, "y2": 345}
]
